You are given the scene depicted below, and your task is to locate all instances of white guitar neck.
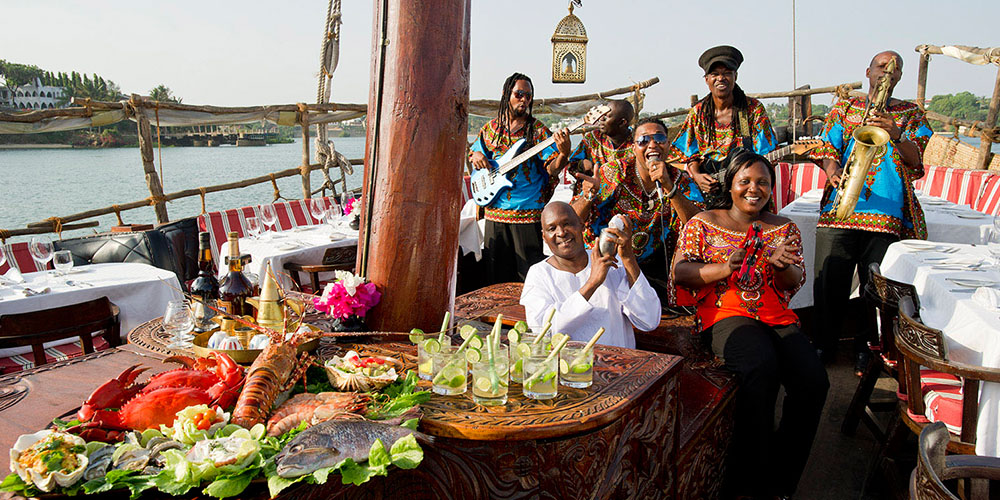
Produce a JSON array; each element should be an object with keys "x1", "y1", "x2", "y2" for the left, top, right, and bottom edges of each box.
[{"x1": 495, "y1": 117, "x2": 586, "y2": 176}]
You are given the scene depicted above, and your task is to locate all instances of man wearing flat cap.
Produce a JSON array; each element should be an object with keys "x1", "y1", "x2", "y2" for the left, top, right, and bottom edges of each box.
[{"x1": 670, "y1": 45, "x2": 777, "y2": 208}]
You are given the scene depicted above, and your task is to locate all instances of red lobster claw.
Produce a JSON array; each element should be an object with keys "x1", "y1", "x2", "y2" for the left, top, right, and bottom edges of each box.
[
  {"x1": 77, "y1": 365, "x2": 148, "y2": 422},
  {"x1": 206, "y1": 352, "x2": 245, "y2": 409}
]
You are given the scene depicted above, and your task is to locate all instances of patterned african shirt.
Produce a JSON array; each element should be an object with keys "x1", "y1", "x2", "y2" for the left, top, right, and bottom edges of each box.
[
  {"x1": 669, "y1": 97, "x2": 777, "y2": 162},
  {"x1": 571, "y1": 129, "x2": 634, "y2": 172},
  {"x1": 674, "y1": 217, "x2": 804, "y2": 332},
  {"x1": 469, "y1": 118, "x2": 559, "y2": 224},
  {"x1": 811, "y1": 97, "x2": 932, "y2": 239},
  {"x1": 576, "y1": 156, "x2": 704, "y2": 264}
]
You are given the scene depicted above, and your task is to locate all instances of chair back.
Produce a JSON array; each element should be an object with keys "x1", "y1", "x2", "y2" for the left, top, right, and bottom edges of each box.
[
  {"x1": 866, "y1": 262, "x2": 919, "y2": 380},
  {"x1": 322, "y1": 246, "x2": 357, "y2": 268},
  {"x1": 910, "y1": 422, "x2": 1000, "y2": 500},
  {"x1": 0, "y1": 297, "x2": 120, "y2": 368}
]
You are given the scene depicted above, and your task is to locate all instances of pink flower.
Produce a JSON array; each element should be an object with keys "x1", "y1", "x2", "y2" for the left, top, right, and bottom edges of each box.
[
  {"x1": 312, "y1": 273, "x2": 381, "y2": 320},
  {"x1": 344, "y1": 198, "x2": 358, "y2": 216}
]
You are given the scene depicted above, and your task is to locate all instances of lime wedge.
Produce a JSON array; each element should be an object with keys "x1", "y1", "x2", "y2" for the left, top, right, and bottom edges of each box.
[
  {"x1": 422, "y1": 338, "x2": 442, "y2": 354},
  {"x1": 516, "y1": 343, "x2": 532, "y2": 358},
  {"x1": 560, "y1": 359, "x2": 570, "y2": 374},
  {"x1": 513, "y1": 359, "x2": 523, "y2": 375},
  {"x1": 475, "y1": 376, "x2": 493, "y2": 393},
  {"x1": 409, "y1": 328, "x2": 425, "y2": 344},
  {"x1": 459, "y1": 324, "x2": 478, "y2": 340},
  {"x1": 85, "y1": 441, "x2": 107, "y2": 456},
  {"x1": 465, "y1": 347, "x2": 482, "y2": 363},
  {"x1": 513, "y1": 320, "x2": 529, "y2": 334},
  {"x1": 507, "y1": 330, "x2": 520, "y2": 345},
  {"x1": 467, "y1": 335, "x2": 483, "y2": 350},
  {"x1": 572, "y1": 362, "x2": 592, "y2": 373},
  {"x1": 448, "y1": 374, "x2": 466, "y2": 388},
  {"x1": 540, "y1": 370, "x2": 556, "y2": 383}
]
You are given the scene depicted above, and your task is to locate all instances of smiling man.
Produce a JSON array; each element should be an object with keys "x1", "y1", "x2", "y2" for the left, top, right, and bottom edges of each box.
[{"x1": 519, "y1": 202, "x2": 660, "y2": 349}]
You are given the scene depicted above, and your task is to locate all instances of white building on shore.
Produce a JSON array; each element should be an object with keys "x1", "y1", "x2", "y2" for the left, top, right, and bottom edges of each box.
[{"x1": 4, "y1": 77, "x2": 65, "y2": 110}]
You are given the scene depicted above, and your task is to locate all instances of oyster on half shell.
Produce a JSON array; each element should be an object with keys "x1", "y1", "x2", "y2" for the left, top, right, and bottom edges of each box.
[
  {"x1": 10, "y1": 430, "x2": 88, "y2": 492},
  {"x1": 324, "y1": 350, "x2": 400, "y2": 392}
]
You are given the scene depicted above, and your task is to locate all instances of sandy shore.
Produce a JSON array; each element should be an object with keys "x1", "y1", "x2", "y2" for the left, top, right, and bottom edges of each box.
[{"x1": 0, "y1": 144, "x2": 74, "y2": 149}]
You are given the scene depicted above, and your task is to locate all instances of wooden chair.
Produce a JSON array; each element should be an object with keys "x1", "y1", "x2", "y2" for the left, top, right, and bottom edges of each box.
[
  {"x1": 890, "y1": 295, "x2": 1000, "y2": 455},
  {"x1": 842, "y1": 262, "x2": 919, "y2": 439},
  {"x1": 284, "y1": 245, "x2": 357, "y2": 294},
  {"x1": 910, "y1": 422, "x2": 1000, "y2": 500},
  {"x1": 0, "y1": 297, "x2": 121, "y2": 368}
]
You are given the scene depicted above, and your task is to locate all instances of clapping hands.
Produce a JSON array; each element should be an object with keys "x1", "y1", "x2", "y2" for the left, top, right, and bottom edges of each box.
[{"x1": 768, "y1": 233, "x2": 803, "y2": 271}]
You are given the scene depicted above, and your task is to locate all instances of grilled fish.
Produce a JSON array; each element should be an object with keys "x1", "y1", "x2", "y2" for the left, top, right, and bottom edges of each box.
[{"x1": 274, "y1": 418, "x2": 433, "y2": 478}]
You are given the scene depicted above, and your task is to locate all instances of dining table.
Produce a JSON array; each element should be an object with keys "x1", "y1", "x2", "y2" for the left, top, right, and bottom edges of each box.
[
  {"x1": 779, "y1": 188, "x2": 997, "y2": 309},
  {"x1": 0, "y1": 262, "x2": 183, "y2": 358},
  {"x1": 880, "y1": 240, "x2": 1000, "y2": 457}
]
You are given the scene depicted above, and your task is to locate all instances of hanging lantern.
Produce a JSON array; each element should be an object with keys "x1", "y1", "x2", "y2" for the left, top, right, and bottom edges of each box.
[{"x1": 551, "y1": 1, "x2": 587, "y2": 84}]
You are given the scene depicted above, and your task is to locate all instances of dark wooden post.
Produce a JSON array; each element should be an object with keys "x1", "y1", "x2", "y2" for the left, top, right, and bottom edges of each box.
[
  {"x1": 978, "y1": 67, "x2": 1000, "y2": 170},
  {"x1": 690, "y1": 94, "x2": 698, "y2": 107},
  {"x1": 788, "y1": 84, "x2": 811, "y2": 140},
  {"x1": 916, "y1": 52, "x2": 930, "y2": 110},
  {"x1": 359, "y1": 0, "x2": 471, "y2": 331},
  {"x1": 132, "y1": 94, "x2": 169, "y2": 223},
  {"x1": 299, "y1": 106, "x2": 312, "y2": 199}
]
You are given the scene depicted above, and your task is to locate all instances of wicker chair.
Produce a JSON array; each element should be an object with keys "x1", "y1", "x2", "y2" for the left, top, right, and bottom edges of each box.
[
  {"x1": 284, "y1": 245, "x2": 357, "y2": 294},
  {"x1": 842, "y1": 262, "x2": 919, "y2": 439},
  {"x1": 0, "y1": 297, "x2": 120, "y2": 368},
  {"x1": 910, "y1": 422, "x2": 1000, "y2": 500}
]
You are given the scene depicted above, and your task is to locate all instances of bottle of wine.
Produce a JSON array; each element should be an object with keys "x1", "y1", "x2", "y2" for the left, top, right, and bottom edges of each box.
[
  {"x1": 190, "y1": 232, "x2": 221, "y2": 332},
  {"x1": 218, "y1": 231, "x2": 254, "y2": 317}
]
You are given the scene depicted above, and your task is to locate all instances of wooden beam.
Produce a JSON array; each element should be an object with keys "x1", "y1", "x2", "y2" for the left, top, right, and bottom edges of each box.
[
  {"x1": 360, "y1": 0, "x2": 470, "y2": 332},
  {"x1": 916, "y1": 52, "x2": 930, "y2": 110},
  {"x1": 747, "y1": 82, "x2": 861, "y2": 99},
  {"x1": 132, "y1": 95, "x2": 169, "y2": 223},
  {"x1": 0, "y1": 221, "x2": 100, "y2": 239},
  {"x1": 978, "y1": 67, "x2": 1000, "y2": 169},
  {"x1": 300, "y1": 108, "x2": 311, "y2": 199}
]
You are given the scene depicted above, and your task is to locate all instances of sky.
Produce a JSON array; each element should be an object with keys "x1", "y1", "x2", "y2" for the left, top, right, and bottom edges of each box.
[{"x1": 2, "y1": 0, "x2": 999, "y2": 113}]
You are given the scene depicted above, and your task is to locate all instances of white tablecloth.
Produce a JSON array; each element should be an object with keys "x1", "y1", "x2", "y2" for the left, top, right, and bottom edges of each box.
[
  {"x1": 881, "y1": 242, "x2": 1000, "y2": 457},
  {"x1": 780, "y1": 189, "x2": 996, "y2": 309},
  {"x1": 0, "y1": 263, "x2": 183, "y2": 356},
  {"x1": 218, "y1": 223, "x2": 359, "y2": 290}
]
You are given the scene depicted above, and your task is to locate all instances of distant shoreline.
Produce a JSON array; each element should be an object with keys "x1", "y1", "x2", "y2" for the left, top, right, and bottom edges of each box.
[{"x1": 0, "y1": 144, "x2": 74, "y2": 149}]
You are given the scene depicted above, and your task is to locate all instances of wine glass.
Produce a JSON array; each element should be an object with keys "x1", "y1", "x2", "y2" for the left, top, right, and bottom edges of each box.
[
  {"x1": 53, "y1": 250, "x2": 74, "y2": 276},
  {"x1": 246, "y1": 217, "x2": 261, "y2": 240},
  {"x1": 988, "y1": 227, "x2": 1000, "y2": 270},
  {"x1": 260, "y1": 205, "x2": 278, "y2": 236},
  {"x1": 29, "y1": 236, "x2": 54, "y2": 275},
  {"x1": 163, "y1": 299, "x2": 195, "y2": 349},
  {"x1": 327, "y1": 200, "x2": 343, "y2": 228},
  {"x1": 342, "y1": 192, "x2": 357, "y2": 221},
  {"x1": 309, "y1": 198, "x2": 329, "y2": 225}
]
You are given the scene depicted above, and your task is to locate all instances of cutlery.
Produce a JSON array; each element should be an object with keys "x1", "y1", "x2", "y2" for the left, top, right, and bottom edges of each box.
[
  {"x1": 64, "y1": 280, "x2": 93, "y2": 287},
  {"x1": 21, "y1": 287, "x2": 50, "y2": 297},
  {"x1": 949, "y1": 288, "x2": 975, "y2": 293}
]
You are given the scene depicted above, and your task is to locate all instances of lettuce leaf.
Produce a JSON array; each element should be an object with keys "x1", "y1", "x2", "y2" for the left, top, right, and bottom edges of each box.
[{"x1": 389, "y1": 434, "x2": 423, "y2": 469}]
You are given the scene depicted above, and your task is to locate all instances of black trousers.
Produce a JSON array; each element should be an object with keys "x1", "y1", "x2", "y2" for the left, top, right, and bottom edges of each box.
[
  {"x1": 638, "y1": 244, "x2": 670, "y2": 304},
  {"x1": 813, "y1": 227, "x2": 898, "y2": 355},
  {"x1": 706, "y1": 316, "x2": 829, "y2": 497},
  {"x1": 483, "y1": 220, "x2": 544, "y2": 285}
]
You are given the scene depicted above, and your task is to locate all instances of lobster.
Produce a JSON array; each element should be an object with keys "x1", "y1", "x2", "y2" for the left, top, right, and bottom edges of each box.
[{"x1": 67, "y1": 352, "x2": 244, "y2": 442}]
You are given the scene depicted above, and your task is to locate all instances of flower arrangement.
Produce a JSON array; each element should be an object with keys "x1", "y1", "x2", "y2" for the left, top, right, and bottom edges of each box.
[
  {"x1": 344, "y1": 197, "x2": 358, "y2": 216},
  {"x1": 313, "y1": 271, "x2": 381, "y2": 320}
]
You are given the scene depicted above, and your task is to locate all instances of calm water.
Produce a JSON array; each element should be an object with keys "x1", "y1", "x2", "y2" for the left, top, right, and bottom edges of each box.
[{"x1": 0, "y1": 137, "x2": 368, "y2": 243}]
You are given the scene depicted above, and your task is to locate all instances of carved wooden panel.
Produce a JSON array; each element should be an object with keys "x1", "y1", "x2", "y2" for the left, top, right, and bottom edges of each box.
[
  {"x1": 896, "y1": 314, "x2": 947, "y2": 362},
  {"x1": 454, "y1": 282, "x2": 525, "y2": 326}
]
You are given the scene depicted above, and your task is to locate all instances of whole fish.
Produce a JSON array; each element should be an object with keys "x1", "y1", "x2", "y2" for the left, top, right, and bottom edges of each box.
[{"x1": 274, "y1": 419, "x2": 434, "y2": 478}]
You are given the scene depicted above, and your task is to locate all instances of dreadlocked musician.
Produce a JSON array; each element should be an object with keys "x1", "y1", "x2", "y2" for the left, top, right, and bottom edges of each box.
[
  {"x1": 470, "y1": 72, "x2": 572, "y2": 284},
  {"x1": 670, "y1": 45, "x2": 778, "y2": 207}
]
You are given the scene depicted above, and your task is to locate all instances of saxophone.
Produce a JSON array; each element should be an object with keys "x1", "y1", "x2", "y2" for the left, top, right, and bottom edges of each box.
[{"x1": 832, "y1": 56, "x2": 896, "y2": 221}]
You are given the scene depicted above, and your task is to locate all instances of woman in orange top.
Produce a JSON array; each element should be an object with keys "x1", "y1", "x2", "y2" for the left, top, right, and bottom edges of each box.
[{"x1": 673, "y1": 149, "x2": 828, "y2": 500}]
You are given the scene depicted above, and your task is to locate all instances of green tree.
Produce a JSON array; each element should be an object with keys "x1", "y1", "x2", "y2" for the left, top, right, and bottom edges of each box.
[
  {"x1": 148, "y1": 84, "x2": 181, "y2": 103},
  {"x1": 0, "y1": 60, "x2": 44, "y2": 97},
  {"x1": 927, "y1": 92, "x2": 995, "y2": 128}
]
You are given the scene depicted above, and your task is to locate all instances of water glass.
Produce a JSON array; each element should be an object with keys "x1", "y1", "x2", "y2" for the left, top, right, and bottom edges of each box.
[
  {"x1": 522, "y1": 353, "x2": 558, "y2": 400},
  {"x1": 559, "y1": 341, "x2": 594, "y2": 388},
  {"x1": 53, "y1": 250, "x2": 74, "y2": 276},
  {"x1": 29, "y1": 236, "x2": 54, "y2": 272},
  {"x1": 472, "y1": 350, "x2": 509, "y2": 406},
  {"x1": 418, "y1": 336, "x2": 451, "y2": 381},
  {"x1": 246, "y1": 217, "x2": 261, "y2": 239},
  {"x1": 510, "y1": 332, "x2": 548, "y2": 383},
  {"x1": 431, "y1": 346, "x2": 467, "y2": 396},
  {"x1": 163, "y1": 299, "x2": 195, "y2": 350}
]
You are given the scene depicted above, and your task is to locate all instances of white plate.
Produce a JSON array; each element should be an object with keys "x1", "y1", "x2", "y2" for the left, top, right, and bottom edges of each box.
[
  {"x1": 899, "y1": 240, "x2": 942, "y2": 250},
  {"x1": 276, "y1": 243, "x2": 300, "y2": 251},
  {"x1": 329, "y1": 233, "x2": 345, "y2": 241},
  {"x1": 946, "y1": 277, "x2": 998, "y2": 288}
]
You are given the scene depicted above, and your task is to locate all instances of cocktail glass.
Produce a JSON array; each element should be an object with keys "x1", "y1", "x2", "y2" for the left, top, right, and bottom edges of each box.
[
  {"x1": 510, "y1": 332, "x2": 548, "y2": 384},
  {"x1": 560, "y1": 341, "x2": 594, "y2": 388},
  {"x1": 522, "y1": 353, "x2": 558, "y2": 400},
  {"x1": 431, "y1": 346, "x2": 467, "y2": 396},
  {"x1": 472, "y1": 350, "x2": 509, "y2": 406},
  {"x1": 418, "y1": 336, "x2": 451, "y2": 381}
]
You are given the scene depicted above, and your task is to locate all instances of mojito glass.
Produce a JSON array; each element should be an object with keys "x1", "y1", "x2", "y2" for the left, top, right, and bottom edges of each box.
[
  {"x1": 560, "y1": 341, "x2": 594, "y2": 388},
  {"x1": 431, "y1": 346, "x2": 467, "y2": 396},
  {"x1": 522, "y1": 353, "x2": 558, "y2": 400},
  {"x1": 472, "y1": 351, "x2": 509, "y2": 406},
  {"x1": 510, "y1": 332, "x2": 549, "y2": 384},
  {"x1": 418, "y1": 336, "x2": 451, "y2": 381}
]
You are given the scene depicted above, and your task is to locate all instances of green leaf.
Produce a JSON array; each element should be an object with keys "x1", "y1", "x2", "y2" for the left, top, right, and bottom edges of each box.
[
  {"x1": 390, "y1": 434, "x2": 423, "y2": 469},
  {"x1": 267, "y1": 472, "x2": 306, "y2": 497},
  {"x1": 337, "y1": 459, "x2": 379, "y2": 486},
  {"x1": 312, "y1": 467, "x2": 332, "y2": 484},
  {"x1": 401, "y1": 418, "x2": 419, "y2": 430},
  {"x1": 1, "y1": 473, "x2": 27, "y2": 490},
  {"x1": 153, "y1": 472, "x2": 194, "y2": 497},
  {"x1": 203, "y1": 470, "x2": 255, "y2": 499},
  {"x1": 368, "y1": 439, "x2": 391, "y2": 468}
]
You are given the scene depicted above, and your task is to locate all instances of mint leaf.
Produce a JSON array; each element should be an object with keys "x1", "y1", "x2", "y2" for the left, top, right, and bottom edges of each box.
[{"x1": 390, "y1": 434, "x2": 423, "y2": 469}]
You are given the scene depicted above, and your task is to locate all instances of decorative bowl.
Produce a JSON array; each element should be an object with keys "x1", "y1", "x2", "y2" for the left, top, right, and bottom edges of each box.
[
  {"x1": 324, "y1": 350, "x2": 403, "y2": 392},
  {"x1": 192, "y1": 324, "x2": 320, "y2": 365}
]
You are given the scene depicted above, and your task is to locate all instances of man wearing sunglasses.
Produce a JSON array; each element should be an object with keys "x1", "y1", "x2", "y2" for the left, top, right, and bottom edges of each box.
[
  {"x1": 670, "y1": 45, "x2": 777, "y2": 208},
  {"x1": 571, "y1": 118, "x2": 702, "y2": 307},
  {"x1": 469, "y1": 72, "x2": 572, "y2": 284}
]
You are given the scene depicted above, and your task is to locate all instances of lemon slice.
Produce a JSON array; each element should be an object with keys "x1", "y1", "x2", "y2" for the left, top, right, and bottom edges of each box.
[
  {"x1": 467, "y1": 335, "x2": 483, "y2": 350},
  {"x1": 560, "y1": 359, "x2": 570, "y2": 374},
  {"x1": 512, "y1": 320, "x2": 529, "y2": 334},
  {"x1": 459, "y1": 324, "x2": 478, "y2": 340},
  {"x1": 422, "y1": 338, "x2": 442, "y2": 354},
  {"x1": 516, "y1": 343, "x2": 532, "y2": 358},
  {"x1": 408, "y1": 328, "x2": 425, "y2": 344},
  {"x1": 465, "y1": 347, "x2": 482, "y2": 363},
  {"x1": 507, "y1": 330, "x2": 520, "y2": 345},
  {"x1": 475, "y1": 376, "x2": 493, "y2": 393}
]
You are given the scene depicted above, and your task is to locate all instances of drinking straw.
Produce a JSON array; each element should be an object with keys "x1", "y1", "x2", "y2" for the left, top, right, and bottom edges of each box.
[
  {"x1": 569, "y1": 327, "x2": 605, "y2": 369},
  {"x1": 522, "y1": 334, "x2": 570, "y2": 388}
]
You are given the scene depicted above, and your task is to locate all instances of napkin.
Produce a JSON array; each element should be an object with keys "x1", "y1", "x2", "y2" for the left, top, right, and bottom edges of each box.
[
  {"x1": 3, "y1": 268, "x2": 25, "y2": 284},
  {"x1": 972, "y1": 287, "x2": 1000, "y2": 310}
]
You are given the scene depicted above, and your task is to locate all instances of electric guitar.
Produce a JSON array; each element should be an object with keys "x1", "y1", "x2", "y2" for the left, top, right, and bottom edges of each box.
[
  {"x1": 764, "y1": 138, "x2": 823, "y2": 163},
  {"x1": 470, "y1": 104, "x2": 611, "y2": 206}
]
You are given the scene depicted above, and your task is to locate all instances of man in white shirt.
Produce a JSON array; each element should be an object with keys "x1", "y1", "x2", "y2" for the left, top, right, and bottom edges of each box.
[{"x1": 520, "y1": 202, "x2": 661, "y2": 349}]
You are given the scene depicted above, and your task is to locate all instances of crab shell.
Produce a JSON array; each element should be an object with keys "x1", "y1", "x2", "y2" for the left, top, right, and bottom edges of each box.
[
  {"x1": 10, "y1": 430, "x2": 89, "y2": 492},
  {"x1": 324, "y1": 352, "x2": 399, "y2": 392}
]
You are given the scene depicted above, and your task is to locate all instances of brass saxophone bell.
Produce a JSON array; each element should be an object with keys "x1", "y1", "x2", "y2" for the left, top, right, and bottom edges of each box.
[{"x1": 833, "y1": 125, "x2": 890, "y2": 221}]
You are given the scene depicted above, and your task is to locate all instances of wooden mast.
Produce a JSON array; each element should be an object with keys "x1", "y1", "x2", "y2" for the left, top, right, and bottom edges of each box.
[{"x1": 359, "y1": 0, "x2": 471, "y2": 331}]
